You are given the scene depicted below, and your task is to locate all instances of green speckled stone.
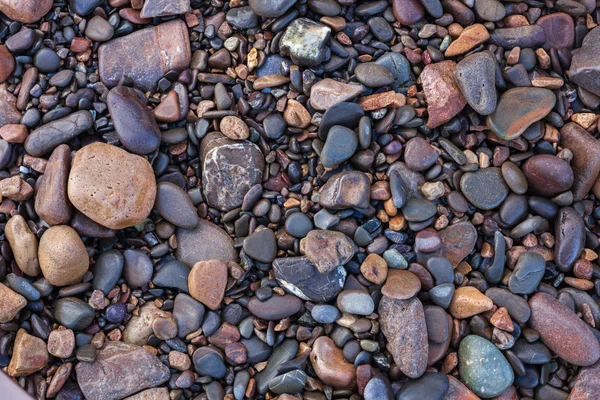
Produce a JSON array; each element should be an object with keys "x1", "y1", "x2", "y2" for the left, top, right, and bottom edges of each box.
[{"x1": 459, "y1": 335, "x2": 514, "y2": 398}]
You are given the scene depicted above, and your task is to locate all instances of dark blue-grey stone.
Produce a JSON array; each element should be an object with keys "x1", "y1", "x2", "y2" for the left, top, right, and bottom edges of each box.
[
  {"x1": 396, "y1": 372, "x2": 449, "y2": 400},
  {"x1": 268, "y1": 370, "x2": 307, "y2": 394},
  {"x1": 508, "y1": 251, "x2": 545, "y2": 294},
  {"x1": 193, "y1": 347, "x2": 226, "y2": 379},
  {"x1": 92, "y1": 249, "x2": 124, "y2": 295},
  {"x1": 55, "y1": 297, "x2": 95, "y2": 331},
  {"x1": 254, "y1": 339, "x2": 299, "y2": 394},
  {"x1": 311, "y1": 304, "x2": 341, "y2": 323},
  {"x1": 70, "y1": 0, "x2": 103, "y2": 15},
  {"x1": 375, "y1": 52, "x2": 415, "y2": 94},
  {"x1": 174, "y1": 293, "x2": 204, "y2": 338}
]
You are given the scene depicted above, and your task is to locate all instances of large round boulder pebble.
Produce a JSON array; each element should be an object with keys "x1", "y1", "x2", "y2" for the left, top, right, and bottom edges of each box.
[
  {"x1": 68, "y1": 142, "x2": 157, "y2": 230},
  {"x1": 0, "y1": 0, "x2": 53, "y2": 23},
  {"x1": 39, "y1": 226, "x2": 89, "y2": 287}
]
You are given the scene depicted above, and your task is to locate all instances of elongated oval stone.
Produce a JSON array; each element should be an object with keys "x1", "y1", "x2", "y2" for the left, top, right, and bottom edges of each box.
[
  {"x1": 554, "y1": 207, "x2": 585, "y2": 272},
  {"x1": 459, "y1": 335, "x2": 514, "y2": 398},
  {"x1": 487, "y1": 88, "x2": 555, "y2": 140},
  {"x1": 529, "y1": 292, "x2": 600, "y2": 366}
]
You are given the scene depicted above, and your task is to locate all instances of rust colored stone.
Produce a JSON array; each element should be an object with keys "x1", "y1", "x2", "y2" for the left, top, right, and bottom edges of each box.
[
  {"x1": 188, "y1": 260, "x2": 228, "y2": 310},
  {"x1": 420, "y1": 61, "x2": 466, "y2": 128}
]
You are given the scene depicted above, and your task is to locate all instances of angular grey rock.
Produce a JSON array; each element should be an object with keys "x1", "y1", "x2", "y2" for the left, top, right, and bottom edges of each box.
[
  {"x1": 176, "y1": 218, "x2": 237, "y2": 266},
  {"x1": 455, "y1": 52, "x2": 497, "y2": 115},
  {"x1": 280, "y1": 18, "x2": 331, "y2": 67}
]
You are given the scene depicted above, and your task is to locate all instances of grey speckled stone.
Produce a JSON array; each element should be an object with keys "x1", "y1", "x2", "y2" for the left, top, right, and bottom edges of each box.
[
  {"x1": 280, "y1": 18, "x2": 331, "y2": 67},
  {"x1": 176, "y1": 219, "x2": 237, "y2": 267},
  {"x1": 460, "y1": 167, "x2": 508, "y2": 210},
  {"x1": 273, "y1": 256, "x2": 345, "y2": 302}
]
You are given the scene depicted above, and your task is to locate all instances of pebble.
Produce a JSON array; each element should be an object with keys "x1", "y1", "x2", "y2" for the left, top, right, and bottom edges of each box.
[
  {"x1": 39, "y1": 226, "x2": 89, "y2": 286},
  {"x1": 70, "y1": 0, "x2": 103, "y2": 15},
  {"x1": 247, "y1": 294, "x2": 303, "y2": 320},
  {"x1": 511, "y1": 340, "x2": 552, "y2": 365},
  {"x1": 249, "y1": 0, "x2": 297, "y2": 17},
  {"x1": 460, "y1": 167, "x2": 509, "y2": 210},
  {"x1": 173, "y1": 293, "x2": 204, "y2": 338},
  {"x1": 226, "y1": 6, "x2": 258, "y2": 29},
  {"x1": 123, "y1": 302, "x2": 170, "y2": 345},
  {"x1": 561, "y1": 122, "x2": 600, "y2": 200},
  {"x1": 24, "y1": 110, "x2": 94, "y2": 157},
  {"x1": 508, "y1": 251, "x2": 545, "y2": 294},
  {"x1": 54, "y1": 297, "x2": 95, "y2": 331},
  {"x1": 320, "y1": 125, "x2": 358, "y2": 168},
  {"x1": 360, "y1": 253, "x2": 388, "y2": 284},
  {"x1": 570, "y1": 360, "x2": 600, "y2": 399},
  {"x1": 33, "y1": 48, "x2": 60, "y2": 73},
  {"x1": 402, "y1": 198, "x2": 437, "y2": 221},
  {"x1": 445, "y1": 24, "x2": 490, "y2": 57},
  {"x1": 92, "y1": 249, "x2": 124, "y2": 294},
  {"x1": 501, "y1": 162, "x2": 528, "y2": 195},
  {"x1": 0, "y1": 46, "x2": 15, "y2": 83},
  {"x1": 473, "y1": 0, "x2": 505, "y2": 21},
  {"x1": 311, "y1": 304, "x2": 342, "y2": 323},
  {"x1": 105, "y1": 303, "x2": 127, "y2": 323},
  {"x1": 404, "y1": 137, "x2": 438, "y2": 171},
  {"x1": 392, "y1": 0, "x2": 425, "y2": 25},
  {"x1": 375, "y1": 52, "x2": 415, "y2": 93},
  {"x1": 188, "y1": 260, "x2": 228, "y2": 310},
  {"x1": 529, "y1": 292, "x2": 600, "y2": 366},
  {"x1": 140, "y1": 0, "x2": 191, "y2": 18},
  {"x1": 34, "y1": 144, "x2": 72, "y2": 225},
  {"x1": 396, "y1": 372, "x2": 449, "y2": 400},
  {"x1": 487, "y1": 87, "x2": 556, "y2": 140},
  {"x1": 285, "y1": 212, "x2": 313, "y2": 237},
  {"x1": 0, "y1": 282, "x2": 26, "y2": 323},
  {"x1": 382, "y1": 270, "x2": 421, "y2": 299},
  {"x1": 0, "y1": 0, "x2": 53, "y2": 23},
  {"x1": 153, "y1": 260, "x2": 190, "y2": 293},
  {"x1": 98, "y1": 20, "x2": 191, "y2": 91},
  {"x1": 310, "y1": 336, "x2": 356, "y2": 388},
  {"x1": 155, "y1": 181, "x2": 199, "y2": 229},
  {"x1": 570, "y1": 26, "x2": 600, "y2": 96},
  {"x1": 244, "y1": 228, "x2": 277, "y2": 263},
  {"x1": 193, "y1": 347, "x2": 227, "y2": 379},
  {"x1": 0, "y1": 124, "x2": 27, "y2": 143},
  {"x1": 68, "y1": 142, "x2": 157, "y2": 230},
  {"x1": 354, "y1": 63, "x2": 395, "y2": 87},
  {"x1": 420, "y1": 60, "x2": 466, "y2": 128},
  {"x1": 302, "y1": 229, "x2": 357, "y2": 274},
  {"x1": 176, "y1": 219, "x2": 237, "y2": 266},
  {"x1": 0, "y1": 85, "x2": 20, "y2": 127},
  {"x1": 458, "y1": 335, "x2": 514, "y2": 398},
  {"x1": 106, "y1": 86, "x2": 161, "y2": 155},
  {"x1": 449, "y1": 286, "x2": 493, "y2": 319},
  {"x1": 7, "y1": 329, "x2": 49, "y2": 377},
  {"x1": 337, "y1": 289, "x2": 375, "y2": 315},
  {"x1": 5, "y1": 215, "x2": 39, "y2": 277},
  {"x1": 537, "y1": 12, "x2": 574, "y2": 50},
  {"x1": 522, "y1": 154, "x2": 573, "y2": 197},
  {"x1": 85, "y1": 16, "x2": 114, "y2": 42},
  {"x1": 201, "y1": 132, "x2": 264, "y2": 211},
  {"x1": 269, "y1": 370, "x2": 307, "y2": 394},
  {"x1": 454, "y1": 51, "x2": 497, "y2": 115},
  {"x1": 273, "y1": 256, "x2": 346, "y2": 302},
  {"x1": 554, "y1": 207, "x2": 585, "y2": 272},
  {"x1": 319, "y1": 170, "x2": 371, "y2": 209},
  {"x1": 123, "y1": 249, "x2": 153, "y2": 288},
  {"x1": 254, "y1": 339, "x2": 298, "y2": 394},
  {"x1": 490, "y1": 25, "x2": 546, "y2": 49},
  {"x1": 263, "y1": 113, "x2": 287, "y2": 139},
  {"x1": 76, "y1": 342, "x2": 170, "y2": 399},
  {"x1": 280, "y1": 18, "x2": 331, "y2": 67},
  {"x1": 379, "y1": 295, "x2": 428, "y2": 378},
  {"x1": 309, "y1": 79, "x2": 364, "y2": 110},
  {"x1": 47, "y1": 328, "x2": 75, "y2": 359}
]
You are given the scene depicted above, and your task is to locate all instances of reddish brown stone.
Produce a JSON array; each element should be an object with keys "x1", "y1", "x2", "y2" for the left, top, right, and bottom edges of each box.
[
  {"x1": 0, "y1": 0, "x2": 53, "y2": 23},
  {"x1": 445, "y1": 24, "x2": 490, "y2": 57},
  {"x1": 561, "y1": 122, "x2": 600, "y2": 201},
  {"x1": 536, "y1": 12, "x2": 574, "y2": 51},
  {"x1": 153, "y1": 90, "x2": 180, "y2": 122},
  {"x1": 0, "y1": 84, "x2": 21, "y2": 127},
  {"x1": 0, "y1": 124, "x2": 27, "y2": 143},
  {"x1": 70, "y1": 37, "x2": 91, "y2": 53},
  {"x1": 188, "y1": 260, "x2": 228, "y2": 310},
  {"x1": 98, "y1": 20, "x2": 191, "y2": 91},
  {"x1": 224, "y1": 342, "x2": 247, "y2": 365},
  {"x1": 357, "y1": 91, "x2": 397, "y2": 111},
  {"x1": 309, "y1": 79, "x2": 363, "y2": 110},
  {"x1": 392, "y1": 0, "x2": 425, "y2": 25},
  {"x1": 404, "y1": 137, "x2": 439, "y2": 171},
  {"x1": 521, "y1": 154, "x2": 574, "y2": 197},
  {"x1": 529, "y1": 292, "x2": 600, "y2": 366},
  {"x1": 7, "y1": 329, "x2": 49, "y2": 377},
  {"x1": 381, "y1": 270, "x2": 421, "y2": 300},
  {"x1": 35, "y1": 144, "x2": 72, "y2": 226},
  {"x1": 0, "y1": 282, "x2": 26, "y2": 323},
  {"x1": 310, "y1": 336, "x2": 356, "y2": 388},
  {"x1": 208, "y1": 323, "x2": 240, "y2": 349},
  {"x1": 442, "y1": 375, "x2": 481, "y2": 400},
  {"x1": 0, "y1": 175, "x2": 33, "y2": 201},
  {"x1": 417, "y1": 221, "x2": 477, "y2": 268},
  {"x1": 302, "y1": 230, "x2": 357, "y2": 274},
  {"x1": 0, "y1": 45, "x2": 15, "y2": 83},
  {"x1": 421, "y1": 61, "x2": 466, "y2": 128},
  {"x1": 571, "y1": 360, "x2": 600, "y2": 400},
  {"x1": 47, "y1": 328, "x2": 75, "y2": 359}
]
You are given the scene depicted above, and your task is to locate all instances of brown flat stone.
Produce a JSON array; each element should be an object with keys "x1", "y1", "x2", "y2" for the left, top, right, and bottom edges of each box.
[
  {"x1": 220, "y1": 116, "x2": 249, "y2": 140},
  {"x1": 284, "y1": 99, "x2": 311, "y2": 128},
  {"x1": 392, "y1": 0, "x2": 425, "y2": 25},
  {"x1": 310, "y1": 336, "x2": 356, "y2": 388},
  {"x1": 560, "y1": 122, "x2": 600, "y2": 201},
  {"x1": 0, "y1": 124, "x2": 27, "y2": 143},
  {"x1": 309, "y1": 79, "x2": 364, "y2": 110},
  {"x1": 47, "y1": 327, "x2": 75, "y2": 359},
  {"x1": 357, "y1": 91, "x2": 397, "y2": 111},
  {"x1": 379, "y1": 295, "x2": 428, "y2": 378},
  {"x1": 302, "y1": 230, "x2": 357, "y2": 274},
  {"x1": 0, "y1": 0, "x2": 53, "y2": 23},
  {"x1": 188, "y1": 260, "x2": 228, "y2": 310},
  {"x1": 521, "y1": 154, "x2": 574, "y2": 197},
  {"x1": 152, "y1": 90, "x2": 180, "y2": 123},
  {"x1": 0, "y1": 84, "x2": 21, "y2": 127},
  {"x1": 536, "y1": 12, "x2": 574, "y2": 51},
  {"x1": 381, "y1": 270, "x2": 421, "y2": 300},
  {"x1": 445, "y1": 24, "x2": 490, "y2": 57},
  {"x1": 360, "y1": 253, "x2": 388, "y2": 284},
  {"x1": 416, "y1": 221, "x2": 477, "y2": 268},
  {"x1": 570, "y1": 360, "x2": 600, "y2": 400},
  {"x1": 448, "y1": 286, "x2": 493, "y2": 319},
  {"x1": 39, "y1": 225, "x2": 89, "y2": 287},
  {"x1": 5, "y1": 214, "x2": 39, "y2": 276},
  {"x1": 0, "y1": 45, "x2": 15, "y2": 83},
  {"x1": 319, "y1": 170, "x2": 371, "y2": 209},
  {"x1": 421, "y1": 61, "x2": 466, "y2": 128},
  {"x1": 441, "y1": 375, "x2": 481, "y2": 400},
  {"x1": 35, "y1": 144, "x2": 72, "y2": 226},
  {"x1": 7, "y1": 329, "x2": 49, "y2": 377},
  {"x1": 98, "y1": 20, "x2": 191, "y2": 91},
  {"x1": 0, "y1": 282, "x2": 26, "y2": 323},
  {"x1": 529, "y1": 292, "x2": 600, "y2": 366},
  {"x1": 0, "y1": 175, "x2": 33, "y2": 201},
  {"x1": 253, "y1": 74, "x2": 290, "y2": 90}
]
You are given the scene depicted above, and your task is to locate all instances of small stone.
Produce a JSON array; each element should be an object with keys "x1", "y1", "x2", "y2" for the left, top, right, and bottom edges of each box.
[
  {"x1": 284, "y1": 99, "x2": 311, "y2": 128},
  {"x1": 0, "y1": 124, "x2": 27, "y2": 143},
  {"x1": 68, "y1": 142, "x2": 157, "y2": 230},
  {"x1": 176, "y1": 218, "x2": 237, "y2": 266},
  {"x1": 421, "y1": 60, "x2": 466, "y2": 128},
  {"x1": 47, "y1": 328, "x2": 75, "y2": 359},
  {"x1": 85, "y1": 16, "x2": 114, "y2": 42},
  {"x1": 473, "y1": 0, "x2": 506, "y2": 21},
  {"x1": 25, "y1": 110, "x2": 94, "y2": 157},
  {"x1": 284, "y1": 212, "x2": 313, "y2": 238},
  {"x1": 220, "y1": 116, "x2": 249, "y2": 140},
  {"x1": 455, "y1": 51, "x2": 497, "y2": 115},
  {"x1": 310, "y1": 337, "x2": 356, "y2": 388},
  {"x1": 404, "y1": 137, "x2": 438, "y2": 171},
  {"x1": 123, "y1": 249, "x2": 153, "y2": 288},
  {"x1": 54, "y1": 297, "x2": 95, "y2": 331},
  {"x1": 567, "y1": 26, "x2": 600, "y2": 96},
  {"x1": 152, "y1": 90, "x2": 180, "y2": 123},
  {"x1": 123, "y1": 302, "x2": 171, "y2": 345},
  {"x1": 396, "y1": 372, "x2": 449, "y2": 400},
  {"x1": 529, "y1": 292, "x2": 600, "y2": 366},
  {"x1": 379, "y1": 295, "x2": 428, "y2": 379},
  {"x1": 310, "y1": 79, "x2": 364, "y2": 110},
  {"x1": 188, "y1": 260, "x2": 228, "y2": 310},
  {"x1": 280, "y1": 18, "x2": 331, "y2": 67},
  {"x1": 381, "y1": 269, "x2": 421, "y2": 300},
  {"x1": 173, "y1": 293, "x2": 204, "y2": 338},
  {"x1": 458, "y1": 335, "x2": 514, "y2": 398},
  {"x1": 152, "y1": 316, "x2": 178, "y2": 340},
  {"x1": 445, "y1": 24, "x2": 490, "y2": 57},
  {"x1": 460, "y1": 167, "x2": 509, "y2": 210},
  {"x1": 269, "y1": 370, "x2": 307, "y2": 394},
  {"x1": 402, "y1": 198, "x2": 437, "y2": 221},
  {"x1": 320, "y1": 125, "x2": 358, "y2": 169},
  {"x1": 360, "y1": 254, "x2": 388, "y2": 285},
  {"x1": 140, "y1": 0, "x2": 191, "y2": 18},
  {"x1": 571, "y1": 360, "x2": 600, "y2": 399},
  {"x1": 392, "y1": 0, "x2": 425, "y2": 25},
  {"x1": 5, "y1": 214, "x2": 39, "y2": 277},
  {"x1": 522, "y1": 154, "x2": 573, "y2": 197},
  {"x1": 0, "y1": 45, "x2": 15, "y2": 83},
  {"x1": 154, "y1": 181, "x2": 199, "y2": 229},
  {"x1": 354, "y1": 63, "x2": 395, "y2": 87},
  {"x1": 253, "y1": 74, "x2": 290, "y2": 90},
  {"x1": 92, "y1": 249, "x2": 124, "y2": 294},
  {"x1": 247, "y1": 294, "x2": 303, "y2": 320},
  {"x1": 337, "y1": 289, "x2": 374, "y2": 315},
  {"x1": 491, "y1": 25, "x2": 546, "y2": 49},
  {"x1": 449, "y1": 286, "x2": 493, "y2": 319},
  {"x1": 107, "y1": 86, "x2": 161, "y2": 155},
  {"x1": 193, "y1": 347, "x2": 227, "y2": 379},
  {"x1": 7, "y1": 329, "x2": 49, "y2": 377},
  {"x1": 375, "y1": 52, "x2": 415, "y2": 93},
  {"x1": 554, "y1": 207, "x2": 585, "y2": 272},
  {"x1": 35, "y1": 144, "x2": 72, "y2": 226},
  {"x1": 249, "y1": 0, "x2": 296, "y2": 17},
  {"x1": 225, "y1": 6, "x2": 258, "y2": 29},
  {"x1": 39, "y1": 226, "x2": 89, "y2": 287},
  {"x1": 319, "y1": 171, "x2": 371, "y2": 209},
  {"x1": 487, "y1": 87, "x2": 556, "y2": 140},
  {"x1": 76, "y1": 342, "x2": 170, "y2": 399},
  {"x1": 561, "y1": 122, "x2": 600, "y2": 201},
  {"x1": 302, "y1": 230, "x2": 357, "y2": 274},
  {"x1": 0, "y1": 282, "x2": 26, "y2": 323}
]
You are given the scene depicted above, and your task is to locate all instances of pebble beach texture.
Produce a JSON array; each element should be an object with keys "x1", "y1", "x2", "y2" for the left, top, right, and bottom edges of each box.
[{"x1": 0, "y1": 0, "x2": 600, "y2": 400}]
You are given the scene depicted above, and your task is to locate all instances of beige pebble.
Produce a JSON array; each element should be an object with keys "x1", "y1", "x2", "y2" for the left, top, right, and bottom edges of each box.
[
  {"x1": 39, "y1": 225, "x2": 89, "y2": 286},
  {"x1": 448, "y1": 286, "x2": 493, "y2": 319},
  {"x1": 5, "y1": 214, "x2": 39, "y2": 276},
  {"x1": 0, "y1": 282, "x2": 26, "y2": 323}
]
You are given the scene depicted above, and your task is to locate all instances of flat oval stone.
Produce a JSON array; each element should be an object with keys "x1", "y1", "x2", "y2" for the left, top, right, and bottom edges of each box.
[
  {"x1": 537, "y1": 12, "x2": 574, "y2": 50},
  {"x1": 284, "y1": 212, "x2": 313, "y2": 238},
  {"x1": 5, "y1": 215, "x2": 39, "y2": 277},
  {"x1": 508, "y1": 251, "x2": 545, "y2": 294},
  {"x1": 273, "y1": 256, "x2": 345, "y2": 302},
  {"x1": 554, "y1": 207, "x2": 585, "y2": 272},
  {"x1": 248, "y1": 295, "x2": 303, "y2": 320},
  {"x1": 54, "y1": 297, "x2": 95, "y2": 331},
  {"x1": 522, "y1": 154, "x2": 573, "y2": 197},
  {"x1": 92, "y1": 249, "x2": 124, "y2": 294},
  {"x1": 402, "y1": 198, "x2": 437, "y2": 222},
  {"x1": 393, "y1": 0, "x2": 425, "y2": 25},
  {"x1": 404, "y1": 137, "x2": 438, "y2": 171},
  {"x1": 449, "y1": 286, "x2": 493, "y2": 319},
  {"x1": 529, "y1": 292, "x2": 600, "y2": 366},
  {"x1": 512, "y1": 340, "x2": 552, "y2": 365},
  {"x1": 176, "y1": 218, "x2": 236, "y2": 267},
  {"x1": 460, "y1": 167, "x2": 508, "y2": 210},
  {"x1": 474, "y1": 0, "x2": 506, "y2": 21},
  {"x1": 571, "y1": 360, "x2": 600, "y2": 399},
  {"x1": 560, "y1": 122, "x2": 600, "y2": 201},
  {"x1": 396, "y1": 372, "x2": 449, "y2": 400},
  {"x1": 355, "y1": 63, "x2": 395, "y2": 87},
  {"x1": 188, "y1": 260, "x2": 228, "y2": 310},
  {"x1": 459, "y1": 335, "x2": 514, "y2": 398},
  {"x1": 249, "y1": 0, "x2": 296, "y2": 17},
  {"x1": 320, "y1": 125, "x2": 358, "y2": 169},
  {"x1": 317, "y1": 102, "x2": 364, "y2": 140},
  {"x1": 123, "y1": 249, "x2": 153, "y2": 288},
  {"x1": 173, "y1": 293, "x2": 204, "y2": 338},
  {"x1": 254, "y1": 339, "x2": 298, "y2": 394},
  {"x1": 243, "y1": 228, "x2": 277, "y2": 263},
  {"x1": 310, "y1": 79, "x2": 364, "y2": 111},
  {"x1": 85, "y1": 15, "x2": 114, "y2": 42},
  {"x1": 35, "y1": 145, "x2": 72, "y2": 226},
  {"x1": 193, "y1": 347, "x2": 226, "y2": 379},
  {"x1": 140, "y1": 0, "x2": 191, "y2": 18},
  {"x1": 499, "y1": 194, "x2": 528, "y2": 226},
  {"x1": 337, "y1": 289, "x2": 375, "y2": 315},
  {"x1": 310, "y1": 336, "x2": 356, "y2": 389},
  {"x1": 39, "y1": 226, "x2": 89, "y2": 287},
  {"x1": 486, "y1": 288, "x2": 531, "y2": 324},
  {"x1": 501, "y1": 161, "x2": 528, "y2": 195},
  {"x1": 201, "y1": 132, "x2": 264, "y2": 212},
  {"x1": 455, "y1": 51, "x2": 497, "y2": 115},
  {"x1": 379, "y1": 296, "x2": 428, "y2": 378},
  {"x1": 487, "y1": 87, "x2": 556, "y2": 140},
  {"x1": 319, "y1": 171, "x2": 371, "y2": 209},
  {"x1": 0, "y1": 0, "x2": 53, "y2": 23},
  {"x1": 153, "y1": 260, "x2": 190, "y2": 293},
  {"x1": 491, "y1": 25, "x2": 546, "y2": 49},
  {"x1": 155, "y1": 181, "x2": 199, "y2": 229},
  {"x1": 68, "y1": 142, "x2": 157, "y2": 230},
  {"x1": 382, "y1": 270, "x2": 421, "y2": 300},
  {"x1": 106, "y1": 86, "x2": 161, "y2": 155},
  {"x1": 25, "y1": 111, "x2": 93, "y2": 157}
]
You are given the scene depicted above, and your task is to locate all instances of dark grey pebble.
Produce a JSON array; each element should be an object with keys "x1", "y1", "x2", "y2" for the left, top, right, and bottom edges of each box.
[
  {"x1": 401, "y1": 198, "x2": 437, "y2": 222},
  {"x1": 153, "y1": 260, "x2": 190, "y2": 293},
  {"x1": 273, "y1": 256, "x2": 345, "y2": 302},
  {"x1": 155, "y1": 181, "x2": 199, "y2": 229},
  {"x1": 320, "y1": 125, "x2": 358, "y2": 169},
  {"x1": 318, "y1": 102, "x2": 364, "y2": 140},
  {"x1": 33, "y1": 48, "x2": 60, "y2": 73},
  {"x1": 226, "y1": 6, "x2": 259, "y2": 29},
  {"x1": 92, "y1": 249, "x2": 124, "y2": 294},
  {"x1": 396, "y1": 372, "x2": 449, "y2": 400},
  {"x1": 508, "y1": 251, "x2": 545, "y2": 294},
  {"x1": 285, "y1": 212, "x2": 313, "y2": 238},
  {"x1": 254, "y1": 339, "x2": 298, "y2": 394},
  {"x1": 193, "y1": 347, "x2": 226, "y2": 379},
  {"x1": 54, "y1": 297, "x2": 95, "y2": 331},
  {"x1": 24, "y1": 111, "x2": 93, "y2": 157},
  {"x1": 268, "y1": 370, "x2": 307, "y2": 394},
  {"x1": 243, "y1": 228, "x2": 277, "y2": 263},
  {"x1": 354, "y1": 63, "x2": 395, "y2": 87},
  {"x1": 173, "y1": 293, "x2": 205, "y2": 338},
  {"x1": 485, "y1": 287, "x2": 531, "y2": 324},
  {"x1": 123, "y1": 249, "x2": 153, "y2": 288}
]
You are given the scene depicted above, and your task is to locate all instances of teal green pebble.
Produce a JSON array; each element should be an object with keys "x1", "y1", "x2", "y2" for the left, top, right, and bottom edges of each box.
[{"x1": 458, "y1": 335, "x2": 514, "y2": 398}]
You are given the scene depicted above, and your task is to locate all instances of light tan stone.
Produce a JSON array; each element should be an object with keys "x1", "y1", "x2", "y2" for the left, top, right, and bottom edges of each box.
[
  {"x1": 7, "y1": 329, "x2": 49, "y2": 377},
  {"x1": 5, "y1": 214, "x2": 39, "y2": 276},
  {"x1": 0, "y1": 282, "x2": 26, "y2": 323},
  {"x1": 39, "y1": 225, "x2": 89, "y2": 286},
  {"x1": 448, "y1": 286, "x2": 493, "y2": 319}
]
